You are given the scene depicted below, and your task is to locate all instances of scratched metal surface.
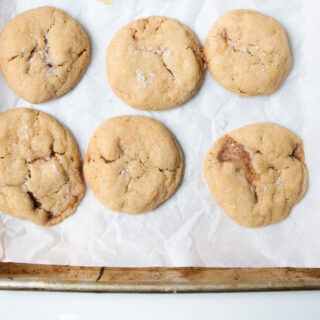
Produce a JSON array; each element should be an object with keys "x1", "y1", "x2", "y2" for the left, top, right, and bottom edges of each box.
[{"x1": 0, "y1": 263, "x2": 320, "y2": 292}]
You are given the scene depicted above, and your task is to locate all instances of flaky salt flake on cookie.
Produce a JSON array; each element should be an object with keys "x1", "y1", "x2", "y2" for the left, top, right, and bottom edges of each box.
[
  {"x1": 204, "y1": 10, "x2": 291, "y2": 96},
  {"x1": 84, "y1": 116, "x2": 184, "y2": 213},
  {"x1": 0, "y1": 6, "x2": 90, "y2": 104},
  {"x1": 204, "y1": 123, "x2": 308, "y2": 227},
  {"x1": 106, "y1": 16, "x2": 204, "y2": 111}
]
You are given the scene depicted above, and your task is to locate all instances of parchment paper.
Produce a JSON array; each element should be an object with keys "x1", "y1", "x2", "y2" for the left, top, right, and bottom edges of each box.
[{"x1": 0, "y1": 0, "x2": 320, "y2": 267}]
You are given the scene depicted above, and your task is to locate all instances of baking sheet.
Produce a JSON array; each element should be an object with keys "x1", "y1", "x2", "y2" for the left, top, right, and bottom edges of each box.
[
  {"x1": 2, "y1": 263, "x2": 320, "y2": 292},
  {"x1": 0, "y1": 0, "x2": 319, "y2": 268}
]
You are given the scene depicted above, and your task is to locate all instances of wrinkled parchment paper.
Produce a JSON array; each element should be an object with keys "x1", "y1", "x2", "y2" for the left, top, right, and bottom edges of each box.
[{"x1": 0, "y1": 0, "x2": 319, "y2": 267}]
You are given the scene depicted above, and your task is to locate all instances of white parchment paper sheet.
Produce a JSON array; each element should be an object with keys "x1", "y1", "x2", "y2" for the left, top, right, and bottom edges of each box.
[{"x1": 0, "y1": 0, "x2": 319, "y2": 267}]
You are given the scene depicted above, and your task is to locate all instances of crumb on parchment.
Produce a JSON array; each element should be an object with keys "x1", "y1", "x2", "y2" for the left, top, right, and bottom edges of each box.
[{"x1": 97, "y1": 0, "x2": 113, "y2": 4}]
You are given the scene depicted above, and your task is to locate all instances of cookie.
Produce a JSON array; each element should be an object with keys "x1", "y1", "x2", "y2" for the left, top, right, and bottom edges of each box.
[
  {"x1": 204, "y1": 123, "x2": 308, "y2": 227},
  {"x1": 106, "y1": 16, "x2": 204, "y2": 111},
  {"x1": 0, "y1": 108, "x2": 85, "y2": 226},
  {"x1": 204, "y1": 10, "x2": 291, "y2": 96},
  {"x1": 84, "y1": 116, "x2": 183, "y2": 213},
  {"x1": 0, "y1": 6, "x2": 90, "y2": 104}
]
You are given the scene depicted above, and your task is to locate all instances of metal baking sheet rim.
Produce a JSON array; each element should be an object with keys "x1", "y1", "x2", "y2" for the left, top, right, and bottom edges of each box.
[{"x1": 0, "y1": 262, "x2": 320, "y2": 292}]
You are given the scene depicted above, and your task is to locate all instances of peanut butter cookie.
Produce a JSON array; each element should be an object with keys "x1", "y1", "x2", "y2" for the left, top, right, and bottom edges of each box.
[
  {"x1": 0, "y1": 108, "x2": 85, "y2": 226},
  {"x1": 84, "y1": 116, "x2": 184, "y2": 213},
  {"x1": 106, "y1": 16, "x2": 204, "y2": 111},
  {"x1": 204, "y1": 123, "x2": 308, "y2": 227},
  {"x1": 0, "y1": 6, "x2": 90, "y2": 104},
  {"x1": 204, "y1": 10, "x2": 291, "y2": 96}
]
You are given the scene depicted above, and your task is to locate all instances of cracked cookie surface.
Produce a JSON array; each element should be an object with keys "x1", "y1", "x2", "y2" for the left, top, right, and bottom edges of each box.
[
  {"x1": 204, "y1": 10, "x2": 291, "y2": 96},
  {"x1": 106, "y1": 16, "x2": 204, "y2": 111},
  {"x1": 0, "y1": 6, "x2": 90, "y2": 104},
  {"x1": 84, "y1": 116, "x2": 184, "y2": 213},
  {"x1": 0, "y1": 108, "x2": 85, "y2": 226},
  {"x1": 204, "y1": 123, "x2": 308, "y2": 227}
]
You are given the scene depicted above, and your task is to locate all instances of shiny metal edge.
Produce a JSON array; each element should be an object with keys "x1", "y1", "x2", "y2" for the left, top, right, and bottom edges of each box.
[
  {"x1": 1, "y1": 280, "x2": 320, "y2": 293},
  {"x1": 1, "y1": 263, "x2": 320, "y2": 293}
]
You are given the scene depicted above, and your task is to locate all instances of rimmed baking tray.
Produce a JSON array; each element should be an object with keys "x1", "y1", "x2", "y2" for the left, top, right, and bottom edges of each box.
[{"x1": 0, "y1": 263, "x2": 319, "y2": 292}]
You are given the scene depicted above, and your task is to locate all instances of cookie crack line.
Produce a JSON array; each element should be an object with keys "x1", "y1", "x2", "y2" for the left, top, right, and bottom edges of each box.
[
  {"x1": 186, "y1": 45, "x2": 204, "y2": 67},
  {"x1": 129, "y1": 18, "x2": 165, "y2": 41},
  {"x1": 27, "y1": 191, "x2": 53, "y2": 218},
  {"x1": 99, "y1": 144, "x2": 124, "y2": 164},
  {"x1": 61, "y1": 48, "x2": 88, "y2": 74},
  {"x1": 154, "y1": 18, "x2": 165, "y2": 33},
  {"x1": 28, "y1": 44, "x2": 38, "y2": 60},
  {"x1": 7, "y1": 43, "x2": 38, "y2": 63},
  {"x1": 99, "y1": 153, "x2": 178, "y2": 173},
  {"x1": 159, "y1": 54, "x2": 174, "y2": 79},
  {"x1": 135, "y1": 46, "x2": 175, "y2": 80},
  {"x1": 290, "y1": 143, "x2": 303, "y2": 161},
  {"x1": 98, "y1": 150, "x2": 179, "y2": 182},
  {"x1": 27, "y1": 191, "x2": 41, "y2": 209},
  {"x1": 100, "y1": 155, "x2": 118, "y2": 164},
  {"x1": 8, "y1": 55, "x2": 20, "y2": 62},
  {"x1": 42, "y1": 26, "x2": 54, "y2": 69},
  {"x1": 137, "y1": 156, "x2": 180, "y2": 175},
  {"x1": 129, "y1": 27, "x2": 138, "y2": 40},
  {"x1": 158, "y1": 168, "x2": 176, "y2": 173},
  {"x1": 25, "y1": 149, "x2": 66, "y2": 164}
]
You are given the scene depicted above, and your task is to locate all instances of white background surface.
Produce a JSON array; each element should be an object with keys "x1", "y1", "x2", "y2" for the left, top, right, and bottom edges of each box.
[{"x1": 0, "y1": 290, "x2": 320, "y2": 319}]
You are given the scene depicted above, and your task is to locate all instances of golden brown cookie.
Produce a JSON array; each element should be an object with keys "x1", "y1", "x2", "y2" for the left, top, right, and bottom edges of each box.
[
  {"x1": 204, "y1": 123, "x2": 308, "y2": 227},
  {"x1": 0, "y1": 6, "x2": 90, "y2": 104},
  {"x1": 204, "y1": 10, "x2": 291, "y2": 96},
  {"x1": 106, "y1": 16, "x2": 204, "y2": 111},
  {"x1": 0, "y1": 108, "x2": 85, "y2": 226},
  {"x1": 84, "y1": 115, "x2": 184, "y2": 213}
]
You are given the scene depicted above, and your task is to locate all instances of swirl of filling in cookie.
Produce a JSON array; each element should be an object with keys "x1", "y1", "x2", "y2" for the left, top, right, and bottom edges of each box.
[{"x1": 204, "y1": 123, "x2": 308, "y2": 227}]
